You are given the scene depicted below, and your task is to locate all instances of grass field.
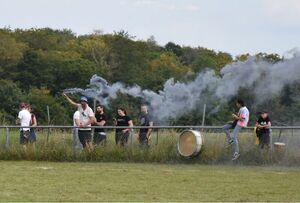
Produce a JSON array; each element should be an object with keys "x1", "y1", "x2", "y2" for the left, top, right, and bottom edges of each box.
[{"x1": 0, "y1": 161, "x2": 300, "y2": 202}]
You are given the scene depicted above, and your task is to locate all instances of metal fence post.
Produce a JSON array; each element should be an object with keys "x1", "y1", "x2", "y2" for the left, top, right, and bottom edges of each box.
[
  {"x1": 156, "y1": 129, "x2": 159, "y2": 145},
  {"x1": 5, "y1": 127, "x2": 10, "y2": 149},
  {"x1": 130, "y1": 129, "x2": 133, "y2": 146}
]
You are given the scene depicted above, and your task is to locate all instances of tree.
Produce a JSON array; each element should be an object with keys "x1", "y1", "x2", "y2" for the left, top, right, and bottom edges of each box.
[
  {"x1": 28, "y1": 88, "x2": 69, "y2": 124},
  {"x1": 0, "y1": 30, "x2": 27, "y2": 78},
  {"x1": 144, "y1": 53, "x2": 190, "y2": 91},
  {"x1": 0, "y1": 79, "x2": 26, "y2": 123}
]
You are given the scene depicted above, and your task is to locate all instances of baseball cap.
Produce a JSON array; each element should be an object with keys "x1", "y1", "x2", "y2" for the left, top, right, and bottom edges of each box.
[{"x1": 80, "y1": 96, "x2": 88, "y2": 102}]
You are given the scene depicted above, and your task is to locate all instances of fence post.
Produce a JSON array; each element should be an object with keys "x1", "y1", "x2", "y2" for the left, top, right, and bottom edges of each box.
[
  {"x1": 47, "y1": 106, "x2": 51, "y2": 142},
  {"x1": 5, "y1": 127, "x2": 10, "y2": 149},
  {"x1": 156, "y1": 129, "x2": 159, "y2": 145},
  {"x1": 130, "y1": 129, "x2": 133, "y2": 146},
  {"x1": 201, "y1": 103, "x2": 206, "y2": 131}
]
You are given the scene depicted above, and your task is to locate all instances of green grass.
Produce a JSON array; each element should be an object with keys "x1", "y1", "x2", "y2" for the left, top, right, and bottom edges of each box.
[{"x1": 0, "y1": 161, "x2": 300, "y2": 202}]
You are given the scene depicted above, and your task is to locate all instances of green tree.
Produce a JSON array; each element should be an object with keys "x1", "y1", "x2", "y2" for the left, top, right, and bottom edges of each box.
[
  {"x1": 28, "y1": 88, "x2": 69, "y2": 124},
  {"x1": 0, "y1": 79, "x2": 26, "y2": 123}
]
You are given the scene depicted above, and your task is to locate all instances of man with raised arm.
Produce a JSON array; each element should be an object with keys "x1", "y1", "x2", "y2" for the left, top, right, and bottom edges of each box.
[{"x1": 63, "y1": 93, "x2": 95, "y2": 153}]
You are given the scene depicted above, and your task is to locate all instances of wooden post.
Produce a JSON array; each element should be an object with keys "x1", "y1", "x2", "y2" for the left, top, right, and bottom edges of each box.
[
  {"x1": 47, "y1": 105, "x2": 51, "y2": 142},
  {"x1": 201, "y1": 104, "x2": 206, "y2": 131},
  {"x1": 5, "y1": 127, "x2": 10, "y2": 149}
]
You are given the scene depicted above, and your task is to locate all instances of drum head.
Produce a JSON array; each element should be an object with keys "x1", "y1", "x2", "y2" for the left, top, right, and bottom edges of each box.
[{"x1": 178, "y1": 130, "x2": 201, "y2": 157}]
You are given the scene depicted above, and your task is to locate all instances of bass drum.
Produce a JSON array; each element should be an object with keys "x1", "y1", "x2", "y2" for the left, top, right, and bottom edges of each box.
[{"x1": 177, "y1": 130, "x2": 203, "y2": 158}]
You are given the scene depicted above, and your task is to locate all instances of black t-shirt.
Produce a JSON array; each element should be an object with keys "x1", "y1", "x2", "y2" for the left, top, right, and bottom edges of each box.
[
  {"x1": 116, "y1": 115, "x2": 131, "y2": 132},
  {"x1": 94, "y1": 113, "x2": 106, "y2": 132},
  {"x1": 139, "y1": 113, "x2": 153, "y2": 133},
  {"x1": 257, "y1": 116, "x2": 271, "y2": 133}
]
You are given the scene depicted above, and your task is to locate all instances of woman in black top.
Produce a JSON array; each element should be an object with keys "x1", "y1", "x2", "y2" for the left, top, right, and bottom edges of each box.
[{"x1": 114, "y1": 107, "x2": 133, "y2": 146}]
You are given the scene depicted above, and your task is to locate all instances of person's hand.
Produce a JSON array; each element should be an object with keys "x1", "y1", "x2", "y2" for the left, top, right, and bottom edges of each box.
[
  {"x1": 232, "y1": 113, "x2": 237, "y2": 119},
  {"x1": 122, "y1": 129, "x2": 127, "y2": 133}
]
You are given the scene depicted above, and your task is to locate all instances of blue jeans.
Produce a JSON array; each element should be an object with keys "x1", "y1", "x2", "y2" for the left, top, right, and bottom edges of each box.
[{"x1": 223, "y1": 123, "x2": 242, "y2": 154}]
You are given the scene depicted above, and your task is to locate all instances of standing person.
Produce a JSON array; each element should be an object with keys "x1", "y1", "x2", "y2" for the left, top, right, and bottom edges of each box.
[
  {"x1": 138, "y1": 105, "x2": 153, "y2": 147},
  {"x1": 63, "y1": 93, "x2": 95, "y2": 153},
  {"x1": 256, "y1": 111, "x2": 271, "y2": 149},
  {"x1": 93, "y1": 105, "x2": 106, "y2": 146},
  {"x1": 223, "y1": 99, "x2": 249, "y2": 160},
  {"x1": 114, "y1": 107, "x2": 133, "y2": 146},
  {"x1": 73, "y1": 110, "x2": 83, "y2": 151},
  {"x1": 27, "y1": 105, "x2": 37, "y2": 151},
  {"x1": 16, "y1": 102, "x2": 32, "y2": 150}
]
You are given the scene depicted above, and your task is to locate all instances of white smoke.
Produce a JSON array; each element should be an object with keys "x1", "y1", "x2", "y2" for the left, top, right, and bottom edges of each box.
[{"x1": 64, "y1": 50, "x2": 300, "y2": 124}]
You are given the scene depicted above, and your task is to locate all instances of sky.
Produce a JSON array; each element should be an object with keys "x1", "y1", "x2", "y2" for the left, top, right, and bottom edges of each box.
[{"x1": 1, "y1": 0, "x2": 300, "y2": 56}]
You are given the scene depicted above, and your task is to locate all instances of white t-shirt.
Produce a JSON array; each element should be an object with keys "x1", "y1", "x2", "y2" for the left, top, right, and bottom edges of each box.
[
  {"x1": 77, "y1": 104, "x2": 94, "y2": 131},
  {"x1": 18, "y1": 109, "x2": 31, "y2": 131},
  {"x1": 73, "y1": 111, "x2": 80, "y2": 127},
  {"x1": 237, "y1": 106, "x2": 249, "y2": 127}
]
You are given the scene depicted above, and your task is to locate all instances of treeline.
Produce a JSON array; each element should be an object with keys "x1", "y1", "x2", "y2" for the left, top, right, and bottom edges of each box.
[{"x1": 0, "y1": 28, "x2": 298, "y2": 125}]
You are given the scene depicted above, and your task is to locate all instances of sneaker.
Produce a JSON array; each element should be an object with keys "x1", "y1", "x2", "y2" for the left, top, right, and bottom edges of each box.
[
  {"x1": 232, "y1": 152, "x2": 240, "y2": 161},
  {"x1": 226, "y1": 140, "x2": 234, "y2": 148}
]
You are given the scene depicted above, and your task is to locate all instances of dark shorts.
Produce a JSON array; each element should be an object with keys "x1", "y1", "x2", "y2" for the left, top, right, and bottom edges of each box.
[
  {"x1": 20, "y1": 130, "x2": 35, "y2": 144},
  {"x1": 115, "y1": 131, "x2": 129, "y2": 146},
  {"x1": 78, "y1": 130, "x2": 92, "y2": 148},
  {"x1": 93, "y1": 132, "x2": 106, "y2": 145},
  {"x1": 139, "y1": 132, "x2": 149, "y2": 146},
  {"x1": 257, "y1": 131, "x2": 270, "y2": 149}
]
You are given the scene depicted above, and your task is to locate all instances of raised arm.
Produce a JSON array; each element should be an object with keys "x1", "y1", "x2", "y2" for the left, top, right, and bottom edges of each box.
[{"x1": 62, "y1": 93, "x2": 78, "y2": 107}]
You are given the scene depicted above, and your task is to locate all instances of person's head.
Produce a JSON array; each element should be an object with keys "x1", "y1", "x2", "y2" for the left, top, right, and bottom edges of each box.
[
  {"x1": 27, "y1": 104, "x2": 32, "y2": 112},
  {"x1": 235, "y1": 99, "x2": 245, "y2": 108},
  {"x1": 117, "y1": 107, "x2": 126, "y2": 116},
  {"x1": 80, "y1": 96, "x2": 88, "y2": 108},
  {"x1": 141, "y1": 105, "x2": 148, "y2": 114},
  {"x1": 260, "y1": 111, "x2": 268, "y2": 119},
  {"x1": 19, "y1": 102, "x2": 27, "y2": 110},
  {"x1": 96, "y1": 105, "x2": 104, "y2": 113}
]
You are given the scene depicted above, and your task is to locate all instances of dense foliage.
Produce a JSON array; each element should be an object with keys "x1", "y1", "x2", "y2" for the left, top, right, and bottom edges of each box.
[{"x1": 0, "y1": 28, "x2": 299, "y2": 125}]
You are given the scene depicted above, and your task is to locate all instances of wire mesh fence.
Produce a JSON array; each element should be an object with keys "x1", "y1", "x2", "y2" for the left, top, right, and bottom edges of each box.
[{"x1": 0, "y1": 125, "x2": 299, "y2": 165}]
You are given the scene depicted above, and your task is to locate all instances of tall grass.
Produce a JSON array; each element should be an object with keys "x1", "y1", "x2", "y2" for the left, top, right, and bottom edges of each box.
[{"x1": 0, "y1": 128, "x2": 299, "y2": 166}]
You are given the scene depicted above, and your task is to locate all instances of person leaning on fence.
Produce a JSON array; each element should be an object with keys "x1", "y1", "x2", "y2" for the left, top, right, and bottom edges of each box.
[
  {"x1": 16, "y1": 102, "x2": 32, "y2": 150},
  {"x1": 27, "y1": 105, "x2": 37, "y2": 151},
  {"x1": 138, "y1": 105, "x2": 153, "y2": 148},
  {"x1": 255, "y1": 111, "x2": 271, "y2": 149},
  {"x1": 93, "y1": 105, "x2": 107, "y2": 146},
  {"x1": 114, "y1": 107, "x2": 133, "y2": 147},
  {"x1": 73, "y1": 110, "x2": 83, "y2": 151},
  {"x1": 62, "y1": 93, "x2": 95, "y2": 153},
  {"x1": 223, "y1": 99, "x2": 249, "y2": 161}
]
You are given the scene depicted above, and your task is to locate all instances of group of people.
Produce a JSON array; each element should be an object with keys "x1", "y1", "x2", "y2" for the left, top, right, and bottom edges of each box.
[
  {"x1": 16, "y1": 102, "x2": 37, "y2": 150},
  {"x1": 223, "y1": 99, "x2": 271, "y2": 161},
  {"x1": 16, "y1": 96, "x2": 271, "y2": 159},
  {"x1": 62, "y1": 93, "x2": 153, "y2": 153}
]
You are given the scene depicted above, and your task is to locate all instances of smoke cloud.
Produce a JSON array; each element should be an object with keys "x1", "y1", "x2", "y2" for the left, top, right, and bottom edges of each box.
[{"x1": 64, "y1": 50, "x2": 300, "y2": 124}]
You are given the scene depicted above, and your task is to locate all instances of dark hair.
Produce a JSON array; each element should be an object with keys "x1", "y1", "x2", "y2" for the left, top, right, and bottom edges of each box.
[
  {"x1": 96, "y1": 105, "x2": 104, "y2": 109},
  {"x1": 19, "y1": 102, "x2": 27, "y2": 109},
  {"x1": 117, "y1": 107, "x2": 127, "y2": 115},
  {"x1": 236, "y1": 99, "x2": 245, "y2": 107}
]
